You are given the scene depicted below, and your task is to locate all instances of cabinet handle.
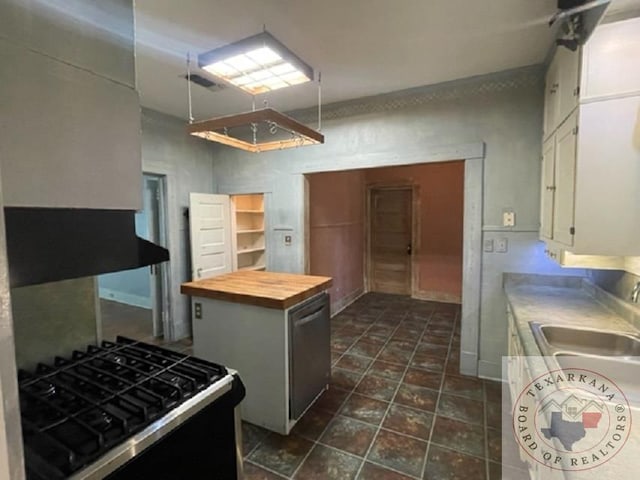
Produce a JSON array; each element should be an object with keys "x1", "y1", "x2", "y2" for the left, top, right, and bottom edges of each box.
[{"x1": 550, "y1": 83, "x2": 559, "y2": 94}]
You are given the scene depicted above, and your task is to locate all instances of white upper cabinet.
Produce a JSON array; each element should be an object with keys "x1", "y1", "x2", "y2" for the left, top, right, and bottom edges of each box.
[
  {"x1": 581, "y1": 17, "x2": 640, "y2": 102},
  {"x1": 543, "y1": 46, "x2": 580, "y2": 140},
  {"x1": 540, "y1": 16, "x2": 640, "y2": 259}
]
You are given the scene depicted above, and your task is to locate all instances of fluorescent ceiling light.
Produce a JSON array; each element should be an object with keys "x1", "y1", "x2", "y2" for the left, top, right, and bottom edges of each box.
[{"x1": 199, "y1": 31, "x2": 313, "y2": 95}]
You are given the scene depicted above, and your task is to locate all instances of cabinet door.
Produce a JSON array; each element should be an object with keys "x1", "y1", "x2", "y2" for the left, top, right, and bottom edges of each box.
[
  {"x1": 581, "y1": 17, "x2": 640, "y2": 101},
  {"x1": 556, "y1": 46, "x2": 580, "y2": 126},
  {"x1": 543, "y1": 54, "x2": 559, "y2": 140},
  {"x1": 540, "y1": 137, "x2": 555, "y2": 240},
  {"x1": 553, "y1": 111, "x2": 578, "y2": 247}
]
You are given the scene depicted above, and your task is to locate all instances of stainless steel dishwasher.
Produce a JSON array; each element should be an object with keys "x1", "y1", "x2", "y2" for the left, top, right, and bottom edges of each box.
[{"x1": 288, "y1": 292, "x2": 331, "y2": 420}]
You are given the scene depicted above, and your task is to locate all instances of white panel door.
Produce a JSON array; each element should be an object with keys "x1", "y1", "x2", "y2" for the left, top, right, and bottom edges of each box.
[
  {"x1": 189, "y1": 193, "x2": 232, "y2": 280},
  {"x1": 553, "y1": 111, "x2": 577, "y2": 247},
  {"x1": 540, "y1": 136, "x2": 555, "y2": 240}
]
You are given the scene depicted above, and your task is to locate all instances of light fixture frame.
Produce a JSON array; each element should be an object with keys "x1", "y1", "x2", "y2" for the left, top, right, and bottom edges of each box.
[
  {"x1": 198, "y1": 31, "x2": 314, "y2": 93},
  {"x1": 187, "y1": 108, "x2": 324, "y2": 153}
]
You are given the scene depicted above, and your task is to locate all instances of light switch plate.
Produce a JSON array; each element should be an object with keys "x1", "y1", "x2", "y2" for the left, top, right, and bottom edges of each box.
[{"x1": 484, "y1": 239, "x2": 494, "y2": 253}]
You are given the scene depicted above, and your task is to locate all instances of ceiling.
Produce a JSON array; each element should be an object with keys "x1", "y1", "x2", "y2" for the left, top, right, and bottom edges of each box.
[{"x1": 133, "y1": 0, "x2": 632, "y2": 121}]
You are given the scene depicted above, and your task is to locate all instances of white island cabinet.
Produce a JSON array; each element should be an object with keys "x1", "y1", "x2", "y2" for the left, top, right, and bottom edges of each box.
[{"x1": 181, "y1": 270, "x2": 332, "y2": 434}]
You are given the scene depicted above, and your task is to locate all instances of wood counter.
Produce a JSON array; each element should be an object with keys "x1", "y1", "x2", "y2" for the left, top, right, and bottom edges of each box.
[{"x1": 180, "y1": 270, "x2": 332, "y2": 309}]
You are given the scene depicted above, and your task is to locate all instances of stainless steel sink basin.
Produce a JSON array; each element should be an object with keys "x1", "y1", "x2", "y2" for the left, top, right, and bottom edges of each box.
[{"x1": 530, "y1": 322, "x2": 640, "y2": 358}]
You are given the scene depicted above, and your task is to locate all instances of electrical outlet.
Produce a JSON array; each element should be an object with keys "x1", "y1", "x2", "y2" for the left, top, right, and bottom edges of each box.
[
  {"x1": 496, "y1": 238, "x2": 508, "y2": 253},
  {"x1": 194, "y1": 302, "x2": 202, "y2": 319},
  {"x1": 503, "y1": 210, "x2": 515, "y2": 227},
  {"x1": 284, "y1": 235, "x2": 292, "y2": 245},
  {"x1": 484, "y1": 239, "x2": 494, "y2": 253}
]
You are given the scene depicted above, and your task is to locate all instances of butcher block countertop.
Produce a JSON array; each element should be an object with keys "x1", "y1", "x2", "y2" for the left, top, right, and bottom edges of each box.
[{"x1": 180, "y1": 271, "x2": 332, "y2": 310}]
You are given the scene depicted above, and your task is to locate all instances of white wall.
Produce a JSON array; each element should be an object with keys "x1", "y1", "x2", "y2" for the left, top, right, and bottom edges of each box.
[
  {"x1": 210, "y1": 66, "x2": 580, "y2": 378},
  {"x1": 140, "y1": 108, "x2": 216, "y2": 340}
]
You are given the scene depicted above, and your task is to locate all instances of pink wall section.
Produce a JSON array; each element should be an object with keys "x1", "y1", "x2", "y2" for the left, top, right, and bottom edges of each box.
[
  {"x1": 308, "y1": 170, "x2": 365, "y2": 312},
  {"x1": 365, "y1": 161, "x2": 464, "y2": 302},
  {"x1": 307, "y1": 161, "x2": 464, "y2": 309}
]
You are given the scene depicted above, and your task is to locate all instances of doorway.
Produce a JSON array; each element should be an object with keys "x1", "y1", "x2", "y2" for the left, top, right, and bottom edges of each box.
[
  {"x1": 367, "y1": 186, "x2": 414, "y2": 295},
  {"x1": 98, "y1": 173, "x2": 169, "y2": 341}
]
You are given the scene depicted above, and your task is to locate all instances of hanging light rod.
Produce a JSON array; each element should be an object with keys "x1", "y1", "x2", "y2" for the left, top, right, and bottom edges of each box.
[
  {"x1": 199, "y1": 31, "x2": 313, "y2": 95},
  {"x1": 187, "y1": 108, "x2": 324, "y2": 153}
]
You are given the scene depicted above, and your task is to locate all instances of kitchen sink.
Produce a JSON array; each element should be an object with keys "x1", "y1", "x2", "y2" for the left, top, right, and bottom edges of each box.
[{"x1": 530, "y1": 322, "x2": 640, "y2": 358}]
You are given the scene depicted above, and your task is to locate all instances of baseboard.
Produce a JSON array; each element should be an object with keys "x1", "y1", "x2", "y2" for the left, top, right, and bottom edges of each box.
[
  {"x1": 331, "y1": 287, "x2": 365, "y2": 316},
  {"x1": 412, "y1": 290, "x2": 461, "y2": 304},
  {"x1": 478, "y1": 360, "x2": 503, "y2": 381},
  {"x1": 99, "y1": 287, "x2": 151, "y2": 310}
]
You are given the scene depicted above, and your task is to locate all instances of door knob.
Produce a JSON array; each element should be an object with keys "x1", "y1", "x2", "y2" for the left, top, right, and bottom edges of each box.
[
  {"x1": 407, "y1": 244, "x2": 412, "y2": 255},
  {"x1": 197, "y1": 267, "x2": 203, "y2": 278}
]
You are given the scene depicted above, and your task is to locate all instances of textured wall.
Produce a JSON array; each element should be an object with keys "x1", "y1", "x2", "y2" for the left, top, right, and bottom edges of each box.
[
  {"x1": 210, "y1": 66, "x2": 580, "y2": 379},
  {"x1": 307, "y1": 170, "x2": 365, "y2": 312},
  {"x1": 365, "y1": 161, "x2": 465, "y2": 303},
  {"x1": 11, "y1": 277, "x2": 98, "y2": 371},
  {"x1": 140, "y1": 108, "x2": 215, "y2": 340}
]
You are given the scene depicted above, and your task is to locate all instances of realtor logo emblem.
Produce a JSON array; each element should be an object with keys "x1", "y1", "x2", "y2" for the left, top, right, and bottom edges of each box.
[{"x1": 512, "y1": 368, "x2": 632, "y2": 472}]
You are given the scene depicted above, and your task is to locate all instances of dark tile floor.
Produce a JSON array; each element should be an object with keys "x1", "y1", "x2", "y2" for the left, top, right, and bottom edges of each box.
[
  {"x1": 242, "y1": 293, "x2": 529, "y2": 480},
  {"x1": 99, "y1": 299, "x2": 193, "y2": 354}
]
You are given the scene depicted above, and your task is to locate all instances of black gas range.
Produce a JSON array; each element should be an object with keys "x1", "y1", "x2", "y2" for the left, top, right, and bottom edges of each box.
[{"x1": 19, "y1": 336, "x2": 245, "y2": 480}]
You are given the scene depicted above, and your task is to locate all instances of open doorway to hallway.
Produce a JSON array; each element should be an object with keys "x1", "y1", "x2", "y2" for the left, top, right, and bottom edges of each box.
[
  {"x1": 305, "y1": 161, "x2": 464, "y2": 314},
  {"x1": 98, "y1": 173, "x2": 171, "y2": 344}
]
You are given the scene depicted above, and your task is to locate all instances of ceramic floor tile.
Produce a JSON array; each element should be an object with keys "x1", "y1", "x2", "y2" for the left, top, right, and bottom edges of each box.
[
  {"x1": 320, "y1": 415, "x2": 377, "y2": 457},
  {"x1": 420, "y1": 334, "x2": 450, "y2": 346},
  {"x1": 242, "y1": 421, "x2": 271, "y2": 457},
  {"x1": 488, "y1": 461, "x2": 530, "y2": 480},
  {"x1": 386, "y1": 338, "x2": 417, "y2": 352},
  {"x1": 393, "y1": 384, "x2": 438, "y2": 412},
  {"x1": 437, "y1": 393, "x2": 484, "y2": 425},
  {"x1": 485, "y1": 400, "x2": 503, "y2": 429},
  {"x1": 442, "y1": 374, "x2": 484, "y2": 400},
  {"x1": 291, "y1": 408, "x2": 335, "y2": 441},
  {"x1": 424, "y1": 445, "x2": 486, "y2": 480},
  {"x1": 415, "y1": 343, "x2": 449, "y2": 358},
  {"x1": 377, "y1": 347, "x2": 412, "y2": 366},
  {"x1": 335, "y1": 354, "x2": 374, "y2": 374},
  {"x1": 340, "y1": 393, "x2": 389, "y2": 426},
  {"x1": 348, "y1": 339, "x2": 386, "y2": 358},
  {"x1": 355, "y1": 374, "x2": 400, "y2": 402},
  {"x1": 403, "y1": 368, "x2": 442, "y2": 390},
  {"x1": 314, "y1": 387, "x2": 351, "y2": 414},
  {"x1": 410, "y1": 353, "x2": 446, "y2": 372},
  {"x1": 484, "y1": 380, "x2": 503, "y2": 405},
  {"x1": 367, "y1": 429, "x2": 428, "y2": 477},
  {"x1": 244, "y1": 461, "x2": 288, "y2": 479},
  {"x1": 382, "y1": 404, "x2": 433, "y2": 440},
  {"x1": 294, "y1": 444, "x2": 362, "y2": 480},
  {"x1": 367, "y1": 325, "x2": 396, "y2": 338},
  {"x1": 367, "y1": 360, "x2": 406, "y2": 381},
  {"x1": 431, "y1": 416, "x2": 485, "y2": 457},
  {"x1": 357, "y1": 462, "x2": 414, "y2": 480},
  {"x1": 331, "y1": 368, "x2": 363, "y2": 391},
  {"x1": 487, "y1": 427, "x2": 501, "y2": 463},
  {"x1": 248, "y1": 433, "x2": 314, "y2": 477}
]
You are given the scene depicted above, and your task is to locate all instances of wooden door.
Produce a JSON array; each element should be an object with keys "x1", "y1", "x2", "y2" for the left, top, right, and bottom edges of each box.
[
  {"x1": 369, "y1": 188, "x2": 412, "y2": 295},
  {"x1": 189, "y1": 193, "x2": 232, "y2": 280}
]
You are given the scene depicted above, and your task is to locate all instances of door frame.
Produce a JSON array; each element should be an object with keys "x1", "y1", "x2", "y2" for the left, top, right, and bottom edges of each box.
[
  {"x1": 365, "y1": 183, "x2": 419, "y2": 296},
  {"x1": 143, "y1": 172, "x2": 172, "y2": 341}
]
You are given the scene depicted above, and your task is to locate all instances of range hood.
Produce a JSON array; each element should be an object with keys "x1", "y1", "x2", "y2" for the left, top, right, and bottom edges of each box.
[
  {"x1": 4, "y1": 208, "x2": 169, "y2": 288},
  {"x1": 550, "y1": 0, "x2": 611, "y2": 51}
]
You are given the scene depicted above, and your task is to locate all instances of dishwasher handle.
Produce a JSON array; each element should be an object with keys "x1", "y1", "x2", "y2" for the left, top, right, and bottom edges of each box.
[{"x1": 293, "y1": 305, "x2": 326, "y2": 327}]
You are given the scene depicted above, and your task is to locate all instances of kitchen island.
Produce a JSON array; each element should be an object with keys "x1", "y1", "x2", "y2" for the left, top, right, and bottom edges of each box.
[{"x1": 181, "y1": 271, "x2": 332, "y2": 434}]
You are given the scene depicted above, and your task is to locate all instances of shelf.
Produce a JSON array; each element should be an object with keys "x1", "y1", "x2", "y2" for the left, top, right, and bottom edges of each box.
[
  {"x1": 237, "y1": 247, "x2": 265, "y2": 255},
  {"x1": 236, "y1": 209, "x2": 264, "y2": 213},
  {"x1": 237, "y1": 229, "x2": 264, "y2": 234},
  {"x1": 239, "y1": 264, "x2": 266, "y2": 271}
]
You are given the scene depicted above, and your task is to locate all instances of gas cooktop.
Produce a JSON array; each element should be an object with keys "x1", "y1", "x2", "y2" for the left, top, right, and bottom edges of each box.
[{"x1": 19, "y1": 336, "x2": 229, "y2": 479}]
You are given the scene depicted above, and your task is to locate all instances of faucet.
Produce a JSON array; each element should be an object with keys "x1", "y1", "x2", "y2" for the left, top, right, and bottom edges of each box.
[{"x1": 632, "y1": 282, "x2": 640, "y2": 303}]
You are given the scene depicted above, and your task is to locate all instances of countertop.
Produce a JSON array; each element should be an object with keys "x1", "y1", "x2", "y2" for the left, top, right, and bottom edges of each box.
[
  {"x1": 180, "y1": 270, "x2": 332, "y2": 310},
  {"x1": 504, "y1": 273, "x2": 639, "y2": 358},
  {"x1": 504, "y1": 274, "x2": 640, "y2": 479}
]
